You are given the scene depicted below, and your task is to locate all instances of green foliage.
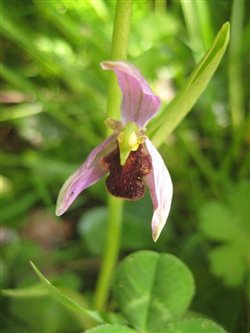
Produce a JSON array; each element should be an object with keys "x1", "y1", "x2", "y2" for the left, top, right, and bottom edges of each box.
[
  {"x1": 113, "y1": 251, "x2": 194, "y2": 332},
  {"x1": 4, "y1": 251, "x2": 227, "y2": 332},
  {"x1": 84, "y1": 325, "x2": 138, "y2": 333},
  {"x1": 30, "y1": 261, "x2": 104, "y2": 324},
  {"x1": 85, "y1": 319, "x2": 227, "y2": 333},
  {"x1": 150, "y1": 22, "x2": 230, "y2": 147},
  {"x1": 1, "y1": 0, "x2": 249, "y2": 332},
  {"x1": 199, "y1": 180, "x2": 250, "y2": 287},
  {"x1": 77, "y1": 201, "x2": 155, "y2": 255},
  {"x1": 155, "y1": 318, "x2": 227, "y2": 333},
  {"x1": 1, "y1": 284, "x2": 47, "y2": 298}
]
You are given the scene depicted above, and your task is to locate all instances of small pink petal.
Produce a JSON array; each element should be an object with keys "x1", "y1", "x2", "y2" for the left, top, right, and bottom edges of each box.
[
  {"x1": 101, "y1": 61, "x2": 161, "y2": 128},
  {"x1": 144, "y1": 139, "x2": 173, "y2": 242},
  {"x1": 56, "y1": 135, "x2": 117, "y2": 216}
]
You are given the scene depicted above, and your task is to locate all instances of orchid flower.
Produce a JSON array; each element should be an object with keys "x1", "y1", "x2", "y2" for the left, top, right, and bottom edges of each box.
[{"x1": 56, "y1": 61, "x2": 173, "y2": 241}]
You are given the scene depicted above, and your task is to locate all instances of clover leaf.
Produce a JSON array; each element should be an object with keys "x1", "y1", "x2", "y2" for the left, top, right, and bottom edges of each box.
[{"x1": 199, "y1": 180, "x2": 250, "y2": 287}]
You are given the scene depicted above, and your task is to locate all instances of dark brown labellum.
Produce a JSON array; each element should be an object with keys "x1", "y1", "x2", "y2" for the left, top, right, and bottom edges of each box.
[{"x1": 101, "y1": 144, "x2": 152, "y2": 200}]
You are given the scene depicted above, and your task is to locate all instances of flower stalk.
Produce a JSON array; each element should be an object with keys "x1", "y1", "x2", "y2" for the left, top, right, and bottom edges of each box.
[
  {"x1": 93, "y1": 0, "x2": 133, "y2": 312},
  {"x1": 106, "y1": 0, "x2": 133, "y2": 124}
]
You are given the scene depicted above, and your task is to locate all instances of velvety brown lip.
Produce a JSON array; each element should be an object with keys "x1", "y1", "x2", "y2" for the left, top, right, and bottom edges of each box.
[{"x1": 101, "y1": 144, "x2": 152, "y2": 200}]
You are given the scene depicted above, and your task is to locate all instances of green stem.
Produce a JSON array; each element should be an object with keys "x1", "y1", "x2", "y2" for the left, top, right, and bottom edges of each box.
[
  {"x1": 228, "y1": 0, "x2": 244, "y2": 131},
  {"x1": 180, "y1": 0, "x2": 202, "y2": 61},
  {"x1": 105, "y1": 0, "x2": 133, "y2": 124},
  {"x1": 94, "y1": 196, "x2": 123, "y2": 311},
  {"x1": 154, "y1": 0, "x2": 166, "y2": 14},
  {"x1": 219, "y1": 0, "x2": 245, "y2": 178},
  {"x1": 195, "y1": 0, "x2": 213, "y2": 50},
  {"x1": 94, "y1": 0, "x2": 132, "y2": 312}
]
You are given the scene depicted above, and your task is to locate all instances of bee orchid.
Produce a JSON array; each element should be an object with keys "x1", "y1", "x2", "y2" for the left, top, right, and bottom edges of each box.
[{"x1": 56, "y1": 61, "x2": 173, "y2": 241}]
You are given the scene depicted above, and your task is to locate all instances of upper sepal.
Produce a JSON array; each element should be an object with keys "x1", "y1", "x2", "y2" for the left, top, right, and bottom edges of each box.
[{"x1": 101, "y1": 61, "x2": 161, "y2": 128}]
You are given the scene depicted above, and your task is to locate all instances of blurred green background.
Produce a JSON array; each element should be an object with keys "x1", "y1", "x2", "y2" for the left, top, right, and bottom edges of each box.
[{"x1": 0, "y1": 1, "x2": 249, "y2": 333}]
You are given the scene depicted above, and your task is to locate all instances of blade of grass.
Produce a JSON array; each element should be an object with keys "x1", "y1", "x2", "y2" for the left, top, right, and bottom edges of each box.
[
  {"x1": 180, "y1": 0, "x2": 203, "y2": 60},
  {"x1": 30, "y1": 261, "x2": 104, "y2": 324},
  {"x1": 1, "y1": 64, "x2": 102, "y2": 145},
  {"x1": 220, "y1": 1, "x2": 245, "y2": 177},
  {"x1": 1, "y1": 285, "x2": 48, "y2": 298},
  {"x1": 0, "y1": 63, "x2": 40, "y2": 96},
  {"x1": 228, "y1": 0, "x2": 244, "y2": 130},
  {"x1": 30, "y1": 172, "x2": 54, "y2": 212},
  {"x1": 1, "y1": 191, "x2": 40, "y2": 225},
  {"x1": 1, "y1": 14, "x2": 102, "y2": 97},
  {"x1": 195, "y1": 0, "x2": 214, "y2": 50},
  {"x1": 0, "y1": 103, "x2": 43, "y2": 122}
]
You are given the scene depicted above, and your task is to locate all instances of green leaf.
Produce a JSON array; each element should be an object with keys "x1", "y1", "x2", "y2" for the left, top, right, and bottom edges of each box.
[
  {"x1": 208, "y1": 245, "x2": 245, "y2": 286},
  {"x1": 1, "y1": 284, "x2": 47, "y2": 298},
  {"x1": 84, "y1": 324, "x2": 138, "y2": 333},
  {"x1": 150, "y1": 22, "x2": 230, "y2": 147},
  {"x1": 199, "y1": 180, "x2": 250, "y2": 286},
  {"x1": 199, "y1": 201, "x2": 238, "y2": 241},
  {"x1": 78, "y1": 205, "x2": 153, "y2": 256},
  {"x1": 154, "y1": 318, "x2": 227, "y2": 333},
  {"x1": 78, "y1": 207, "x2": 107, "y2": 256},
  {"x1": 30, "y1": 262, "x2": 104, "y2": 324},
  {"x1": 0, "y1": 103, "x2": 43, "y2": 122},
  {"x1": 113, "y1": 251, "x2": 195, "y2": 332},
  {"x1": 199, "y1": 180, "x2": 250, "y2": 243},
  {"x1": 226, "y1": 180, "x2": 250, "y2": 228}
]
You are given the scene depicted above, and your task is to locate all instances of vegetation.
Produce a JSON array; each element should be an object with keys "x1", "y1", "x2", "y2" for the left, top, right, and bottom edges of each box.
[{"x1": 1, "y1": 1, "x2": 249, "y2": 332}]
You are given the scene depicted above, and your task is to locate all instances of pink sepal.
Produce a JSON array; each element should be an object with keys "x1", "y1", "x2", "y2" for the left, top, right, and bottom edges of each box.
[
  {"x1": 56, "y1": 135, "x2": 116, "y2": 216},
  {"x1": 101, "y1": 61, "x2": 161, "y2": 127},
  {"x1": 144, "y1": 139, "x2": 173, "y2": 241}
]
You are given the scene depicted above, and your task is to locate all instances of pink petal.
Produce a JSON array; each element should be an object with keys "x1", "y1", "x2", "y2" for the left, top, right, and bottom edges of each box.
[
  {"x1": 56, "y1": 135, "x2": 117, "y2": 216},
  {"x1": 144, "y1": 139, "x2": 173, "y2": 242},
  {"x1": 101, "y1": 61, "x2": 161, "y2": 128}
]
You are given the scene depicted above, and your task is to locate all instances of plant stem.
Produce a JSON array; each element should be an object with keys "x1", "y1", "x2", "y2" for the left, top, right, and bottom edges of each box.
[
  {"x1": 94, "y1": 0, "x2": 132, "y2": 312},
  {"x1": 154, "y1": 0, "x2": 166, "y2": 14},
  {"x1": 106, "y1": 0, "x2": 133, "y2": 124},
  {"x1": 219, "y1": 0, "x2": 245, "y2": 178},
  {"x1": 180, "y1": 0, "x2": 202, "y2": 61},
  {"x1": 94, "y1": 196, "x2": 123, "y2": 311},
  {"x1": 228, "y1": 0, "x2": 244, "y2": 131}
]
